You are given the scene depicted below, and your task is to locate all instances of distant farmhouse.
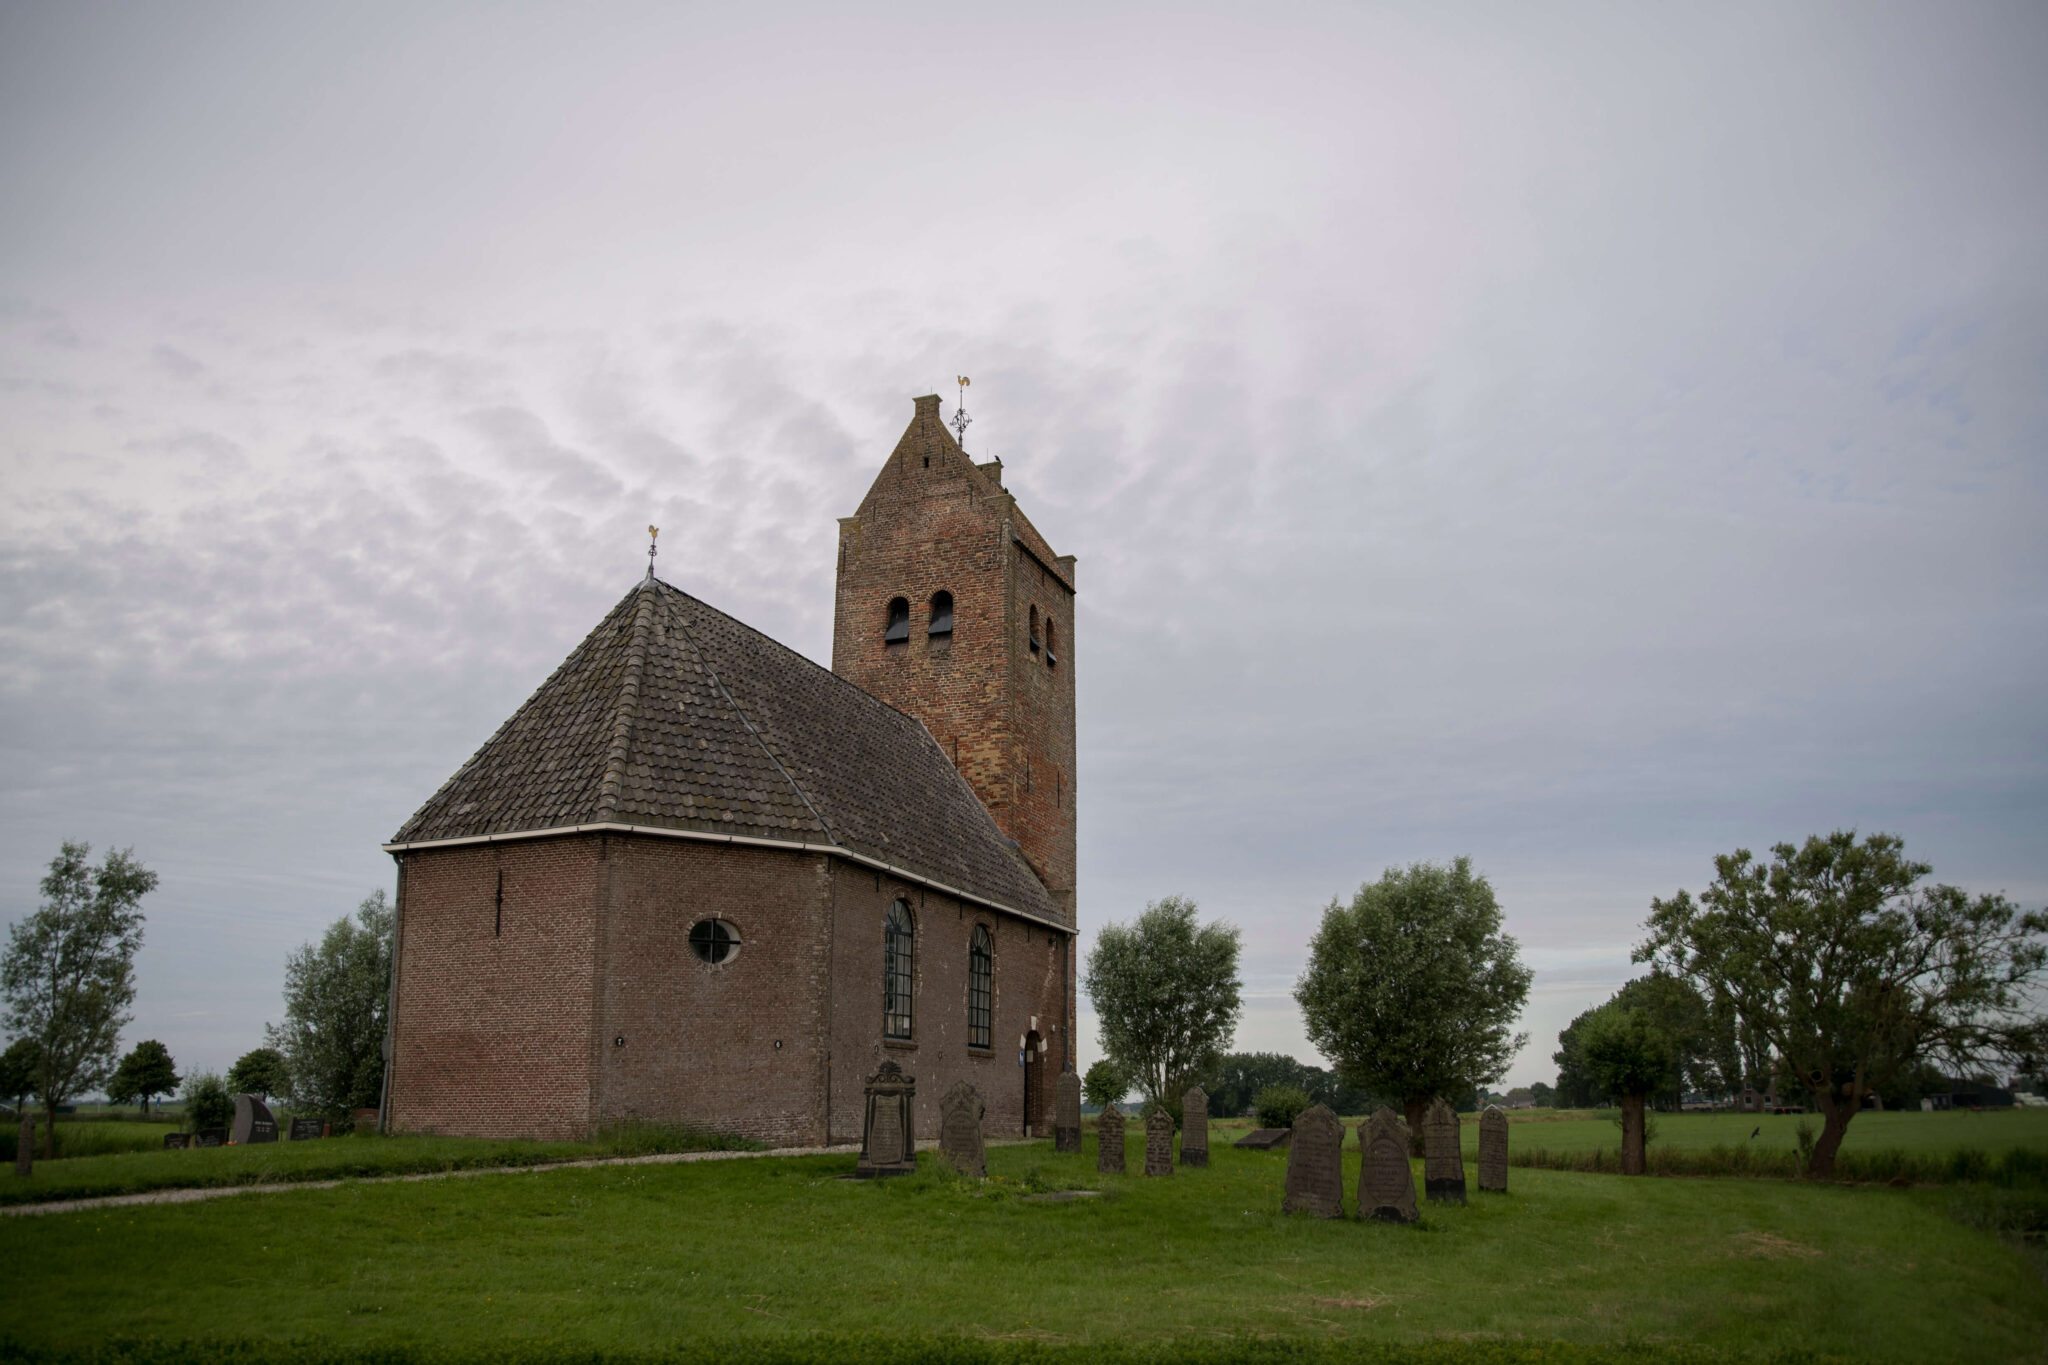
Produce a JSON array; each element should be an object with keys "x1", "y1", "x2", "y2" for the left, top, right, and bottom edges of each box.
[{"x1": 380, "y1": 395, "x2": 1078, "y2": 1144}]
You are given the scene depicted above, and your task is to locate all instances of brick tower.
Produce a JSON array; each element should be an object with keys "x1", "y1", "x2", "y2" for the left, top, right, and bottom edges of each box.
[{"x1": 833, "y1": 394, "x2": 1077, "y2": 925}]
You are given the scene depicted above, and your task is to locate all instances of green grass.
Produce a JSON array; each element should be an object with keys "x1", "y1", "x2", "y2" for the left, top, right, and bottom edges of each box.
[
  {"x1": 0, "y1": 1121, "x2": 185, "y2": 1162},
  {"x1": 0, "y1": 1125, "x2": 762, "y2": 1207},
  {"x1": 1468, "y1": 1107, "x2": 2048, "y2": 1157},
  {"x1": 1, "y1": 1137, "x2": 2042, "y2": 1362}
]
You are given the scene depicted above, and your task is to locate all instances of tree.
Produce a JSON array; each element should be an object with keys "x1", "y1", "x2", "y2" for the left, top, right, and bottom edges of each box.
[
  {"x1": 1, "y1": 841, "x2": 157, "y2": 1156},
  {"x1": 267, "y1": 891, "x2": 396, "y2": 1122},
  {"x1": 226, "y1": 1047, "x2": 289, "y2": 1101},
  {"x1": 181, "y1": 1070, "x2": 234, "y2": 1132},
  {"x1": 1203, "y1": 1052, "x2": 1312, "y2": 1118},
  {"x1": 1577, "y1": 1003, "x2": 1679, "y2": 1174},
  {"x1": 1296, "y1": 858, "x2": 1531, "y2": 1147},
  {"x1": 1638, "y1": 831, "x2": 2048, "y2": 1179},
  {"x1": 1552, "y1": 1006, "x2": 1605, "y2": 1108},
  {"x1": 1527, "y1": 1081, "x2": 1555, "y2": 1108},
  {"x1": 1083, "y1": 895, "x2": 1242, "y2": 1119},
  {"x1": 1081, "y1": 1059, "x2": 1127, "y2": 1110},
  {"x1": 107, "y1": 1040, "x2": 179, "y2": 1114},
  {"x1": 0, "y1": 1039, "x2": 39, "y2": 1113}
]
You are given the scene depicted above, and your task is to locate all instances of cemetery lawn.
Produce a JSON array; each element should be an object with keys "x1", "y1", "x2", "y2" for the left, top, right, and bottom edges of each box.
[
  {"x1": 1457, "y1": 1107, "x2": 2048, "y2": 1161},
  {"x1": 3, "y1": 1139, "x2": 2044, "y2": 1362}
]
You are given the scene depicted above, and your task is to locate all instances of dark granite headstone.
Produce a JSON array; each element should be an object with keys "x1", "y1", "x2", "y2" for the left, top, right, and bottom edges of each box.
[
  {"x1": 1095, "y1": 1104, "x2": 1125, "y2": 1174},
  {"x1": 1360, "y1": 1107, "x2": 1418, "y2": 1223},
  {"x1": 289, "y1": 1116, "x2": 327, "y2": 1142},
  {"x1": 195, "y1": 1128, "x2": 228, "y2": 1148},
  {"x1": 1180, "y1": 1086, "x2": 1209, "y2": 1167},
  {"x1": 1281, "y1": 1103, "x2": 1345, "y2": 1217},
  {"x1": 1054, "y1": 1070, "x2": 1082, "y2": 1153},
  {"x1": 1477, "y1": 1105, "x2": 1509, "y2": 1193},
  {"x1": 1421, "y1": 1097, "x2": 1465, "y2": 1204},
  {"x1": 1144, "y1": 1105, "x2": 1175, "y2": 1176},
  {"x1": 15, "y1": 1114, "x2": 32, "y2": 1177},
  {"x1": 231, "y1": 1094, "x2": 279, "y2": 1145},
  {"x1": 1235, "y1": 1128, "x2": 1292, "y2": 1151},
  {"x1": 937, "y1": 1080, "x2": 987, "y2": 1178},
  {"x1": 162, "y1": 1131, "x2": 192, "y2": 1149},
  {"x1": 855, "y1": 1059, "x2": 917, "y2": 1178}
]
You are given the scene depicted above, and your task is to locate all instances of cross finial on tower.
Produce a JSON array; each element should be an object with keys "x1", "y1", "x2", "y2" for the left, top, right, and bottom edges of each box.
[
  {"x1": 646, "y1": 525, "x2": 659, "y2": 580},
  {"x1": 951, "y1": 376, "x2": 972, "y2": 449}
]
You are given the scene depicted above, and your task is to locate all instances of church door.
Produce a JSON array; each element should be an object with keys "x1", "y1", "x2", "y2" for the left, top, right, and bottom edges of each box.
[{"x1": 1023, "y1": 1030, "x2": 1044, "y2": 1136}]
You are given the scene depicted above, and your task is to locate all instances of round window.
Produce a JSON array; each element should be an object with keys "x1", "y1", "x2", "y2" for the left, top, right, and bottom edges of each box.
[{"x1": 688, "y1": 918, "x2": 740, "y2": 964}]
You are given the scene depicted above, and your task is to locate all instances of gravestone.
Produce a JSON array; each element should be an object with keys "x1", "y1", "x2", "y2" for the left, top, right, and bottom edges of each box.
[
  {"x1": 855, "y1": 1059, "x2": 917, "y2": 1178},
  {"x1": 1180, "y1": 1086, "x2": 1209, "y2": 1167},
  {"x1": 1235, "y1": 1128, "x2": 1291, "y2": 1151},
  {"x1": 1281, "y1": 1103, "x2": 1345, "y2": 1218},
  {"x1": 15, "y1": 1114, "x2": 32, "y2": 1177},
  {"x1": 162, "y1": 1131, "x2": 193, "y2": 1150},
  {"x1": 231, "y1": 1094, "x2": 279, "y2": 1145},
  {"x1": 289, "y1": 1116, "x2": 327, "y2": 1142},
  {"x1": 937, "y1": 1080, "x2": 987, "y2": 1178},
  {"x1": 1054, "y1": 1070, "x2": 1082, "y2": 1153},
  {"x1": 1359, "y1": 1107, "x2": 1418, "y2": 1223},
  {"x1": 1144, "y1": 1105, "x2": 1174, "y2": 1176},
  {"x1": 1477, "y1": 1105, "x2": 1509, "y2": 1193},
  {"x1": 195, "y1": 1128, "x2": 228, "y2": 1148},
  {"x1": 1421, "y1": 1097, "x2": 1465, "y2": 1204},
  {"x1": 1096, "y1": 1104, "x2": 1126, "y2": 1174}
]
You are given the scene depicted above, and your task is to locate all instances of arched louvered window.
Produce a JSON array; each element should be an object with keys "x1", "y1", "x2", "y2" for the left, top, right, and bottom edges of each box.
[
  {"x1": 968, "y1": 925, "x2": 993, "y2": 1049},
  {"x1": 1044, "y1": 617, "x2": 1058, "y2": 668},
  {"x1": 1028, "y1": 604, "x2": 1040, "y2": 654},
  {"x1": 884, "y1": 597, "x2": 910, "y2": 644},
  {"x1": 884, "y1": 899, "x2": 915, "y2": 1039},
  {"x1": 928, "y1": 590, "x2": 954, "y2": 636}
]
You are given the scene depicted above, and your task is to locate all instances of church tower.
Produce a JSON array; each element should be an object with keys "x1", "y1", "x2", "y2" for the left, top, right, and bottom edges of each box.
[{"x1": 832, "y1": 394, "x2": 1077, "y2": 924}]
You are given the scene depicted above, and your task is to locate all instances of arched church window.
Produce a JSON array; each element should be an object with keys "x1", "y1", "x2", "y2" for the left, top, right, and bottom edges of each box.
[
  {"x1": 688, "y1": 918, "x2": 740, "y2": 965},
  {"x1": 884, "y1": 900, "x2": 915, "y2": 1039},
  {"x1": 928, "y1": 590, "x2": 954, "y2": 636},
  {"x1": 884, "y1": 597, "x2": 910, "y2": 645},
  {"x1": 1045, "y1": 618, "x2": 1058, "y2": 668},
  {"x1": 1028, "y1": 605, "x2": 1040, "y2": 654},
  {"x1": 968, "y1": 925, "x2": 992, "y2": 1049}
]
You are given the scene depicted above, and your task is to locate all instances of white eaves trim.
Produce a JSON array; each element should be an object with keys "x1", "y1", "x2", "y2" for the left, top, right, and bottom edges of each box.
[{"x1": 382, "y1": 820, "x2": 1074, "y2": 938}]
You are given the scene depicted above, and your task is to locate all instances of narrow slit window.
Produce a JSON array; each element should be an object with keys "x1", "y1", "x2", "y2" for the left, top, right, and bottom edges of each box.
[
  {"x1": 1045, "y1": 618, "x2": 1058, "y2": 668},
  {"x1": 884, "y1": 900, "x2": 915, "y2": 1039},
  {"x1": 928, "y1": 590, "x2": 954, "y2": 636},
  {"x1": 884, "y1": 596, "x2": 910, "y2": 644},
  {"x1": 968, "y1": 925, "x2": 992, "y2": 1049},
  {"x1": 1028, "y1": 605, "x2": 1040, "y2": 653}
]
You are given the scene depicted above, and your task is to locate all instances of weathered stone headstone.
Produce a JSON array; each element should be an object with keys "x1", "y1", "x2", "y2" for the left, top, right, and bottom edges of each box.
[
  {"x1": 1360, "y1": 1107, "x2": 1418, "y2": 1223},
  {"x1": 1144, "y1": 1105, "x2": 1174, "y2": 1176},
  {"x1": 232, "y1": 1094, "x2": 280, "y2": 1145},
  {"x1": 1281, "y1": 1103, "x2": 1345, "y2": 1218},
  {"x1": 937, "y1": 1080, "x2": 987, "y2": 1178},
  {"x1": 288, "y1": 1116, "x2": 327, "y2": 1142},
  {"x1": 1477, "y1": 1105, "x2": 1509, "y2": 1193},
  {"x1": 1095, "y1": 1104, "x2": 1125, "y2": 1174},
  {"x1": 1180, "y1": 1087, "x2": 1209, "y2": 1167},
  {"x1": 1421, "y1": 1096, "x2": 1465, "y2": 1204},
  {"x1": 194, "y1": 1128, "x2": 228, "y2": 1148},
  {"x1": 163, "y1": 1131, "x2": 193, "y2": 1150},
  {"x1": 1054, "y1": 1070, "x2": 1082, "y2": 1153},
  {"x1": 1234, "y1": 1128, "x2": 1292, "y2": 1150},
  {"x1": 15, "y1": 1114, "x2": 32, "y2": 1177},
  {"x1": 855, "y1": 1059, "x2": 917, "y2": 1178}
]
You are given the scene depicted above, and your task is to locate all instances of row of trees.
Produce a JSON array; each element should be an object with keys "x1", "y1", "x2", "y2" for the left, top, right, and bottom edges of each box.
[{"x1": 2, "y1": 840, "x2": 397, "y2": 1152}]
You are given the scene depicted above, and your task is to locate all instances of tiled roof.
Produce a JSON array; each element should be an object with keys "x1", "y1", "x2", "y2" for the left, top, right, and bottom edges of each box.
[{"x1": 391, "y1": 578, "x2": 1062, "y2": 924}]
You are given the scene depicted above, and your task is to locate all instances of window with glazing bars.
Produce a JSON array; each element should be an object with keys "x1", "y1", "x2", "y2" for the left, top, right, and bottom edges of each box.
[
  {"x1": 968, "y1": 925, "x2": 993, "y2": 1049},
  {"x1": 884, "y1": 900, "x2": 915, "y2": 1038}
]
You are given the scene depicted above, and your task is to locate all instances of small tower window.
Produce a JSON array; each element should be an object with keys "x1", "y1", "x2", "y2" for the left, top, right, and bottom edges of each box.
[
  {"x1": 968, "y1": 925, "x2": 992, "y2": 1049},
  {"x1": 1028, "y1": 605, "x2": 1040, "y2": 654},
  {"x1": 1045, "y1": 618, "x2": 1058, "y2": 668},
  {"x1": 928, "y1": 591, "x2": 954, "y2": 636},
  {"x1": 688, "y1": 918, "x2": 740, "y2": 965},
  {"x1": 884, "y1": 900, "x2": 915, "y2": 1038},
  {"x1": 884, "y1": 597, "x2": 910, "y2": 645}
]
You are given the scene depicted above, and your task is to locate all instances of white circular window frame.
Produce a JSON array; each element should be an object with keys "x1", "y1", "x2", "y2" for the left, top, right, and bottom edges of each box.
[{"x1": 688, "y1": 917, "x2": 743, "y2": 966}]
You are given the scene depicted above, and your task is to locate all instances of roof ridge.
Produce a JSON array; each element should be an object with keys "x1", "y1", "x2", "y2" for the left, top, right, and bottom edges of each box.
[
  {"x1": 592, "y1": 580, "x2": 659, "y2": 823},
  {"x1": 658, "y1": 584, "x2": 838, "y2": 845}
]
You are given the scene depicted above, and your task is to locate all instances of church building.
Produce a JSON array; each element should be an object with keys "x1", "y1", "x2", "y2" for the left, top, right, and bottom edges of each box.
[{"x1": 379, "y1": 394, "x2": 1078, "y2": 1145}]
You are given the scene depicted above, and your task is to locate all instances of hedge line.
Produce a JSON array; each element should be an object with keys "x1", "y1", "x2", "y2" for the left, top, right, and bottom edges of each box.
[{"x1": 1509, "y1": 1143, "x2": 2048, "y2": 1185}]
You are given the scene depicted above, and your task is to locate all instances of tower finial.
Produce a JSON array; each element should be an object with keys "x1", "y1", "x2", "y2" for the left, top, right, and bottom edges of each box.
[
  {"x1": 951, "y1": 376, "x2": 972, "y2": 450},
  {"x1": 646, "y1": 524, "x2": 659, "y2": 580}
]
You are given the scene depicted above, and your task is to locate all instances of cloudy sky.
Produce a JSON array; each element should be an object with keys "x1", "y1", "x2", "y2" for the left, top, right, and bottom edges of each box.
[{"x1": 3, "y1": 2, "x2": 2044, "y2": 1090}]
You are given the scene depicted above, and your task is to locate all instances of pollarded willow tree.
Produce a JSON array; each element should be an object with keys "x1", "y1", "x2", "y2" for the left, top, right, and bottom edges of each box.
[
  {"x1": 1638, "y1": 831, "x2": 2048, "y2": 1179},
  {"x1": 1083, "y1": 895, "x2": 1242, "y2": 1120},
  {"x1": 1296, "y1": 857, "x2": 1531, "y2": 1145}
]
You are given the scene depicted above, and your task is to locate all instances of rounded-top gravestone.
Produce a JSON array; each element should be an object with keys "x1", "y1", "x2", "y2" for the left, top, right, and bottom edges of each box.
[
  {"x1": 1477, "y1": 1104, "x2": 1509, "y2": 1192},
  {"x1": 1144, "y1": 1104, "x2": 1174, "y2": 1176},
  {"x1": 1281, "y1": 1103, "x2": 1345, "y2": 1217},
  {"x1": 1421, "y1": 1096, "x2": 1464, "y2": 1204},
  {"x1": 1360, "y1": 1107, "x2": 1418, "y2": 1223},
  {"x1": 1180, "y1": 1086, "x2": 1209, "y2": 1167},
  {"x1": 231, "y1": 1094, "x2": 279, "y2": 1145},
  {"x1": 1096, "y1": 1103, "x2": 1126, "y2": 1175},
  {"x1": 938, "y1": 1079, "x2": 987, "y2": 1178},
  {"x1": 1055, "y1": 1070, "x2": 1083, "y2": 1154}
]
